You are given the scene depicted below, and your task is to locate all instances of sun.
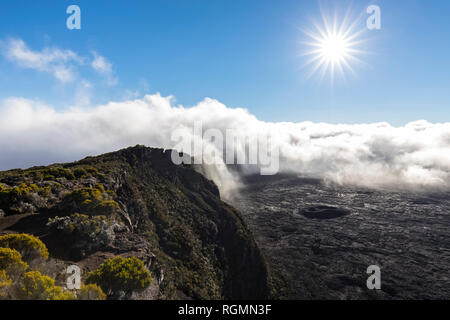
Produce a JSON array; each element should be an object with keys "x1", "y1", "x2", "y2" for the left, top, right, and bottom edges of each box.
[
  {"x1": 302, "y1": 11, "x2": 366, "y2": 82},
  {"x1": 319, "y1": 34, "x2": 350, "y2": 63}
]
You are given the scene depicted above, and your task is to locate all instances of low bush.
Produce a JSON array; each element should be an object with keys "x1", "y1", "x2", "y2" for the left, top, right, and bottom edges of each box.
[
  {"x1": 0, "y1": 183, "x2": 39, "y2": 207},
  {"x1": 0, "y1": 183, "x2": 52, "y2": 214},
  {"x1": 73, "y1": 168, "x2": 88, "y2": 179},
  {"x1": 47, "y1": 214, "x2": 122, "y2": 251},
  {"x1": 0, "y1": 247, "x2": 28, "y2": 278},
  {"x1": 63, "y1": 187, "x2": 120, "y2": 217},
  {"x1": 0, "y1": 270, "x2": 12, "y2": 300},
  {"x1": 41, "y1": 167, "x2": 75, "y2": 180},
  {"x1": 72, "y1": 166, "x2": 99, "y2": 179},
  {"x1": 14, "y1": 270, "x2": 76, "y2": 300},
  {"x1": 0, "y1": 233, "x2": 49, "y2": 263},
  {"x1": 95, "y1": 200, "x2": 120, "y2": 216},
  {"x1": 77, "y1": 284, "x2": 106, "y2": 300},
  {"x1": 86, "y1": 257, "x2": 152, "y2": 296}
]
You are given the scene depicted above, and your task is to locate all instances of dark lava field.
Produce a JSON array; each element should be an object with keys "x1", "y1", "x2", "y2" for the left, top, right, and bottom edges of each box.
[{"x1": 230, "y1": 174, "x2": 450, "y2": 299}]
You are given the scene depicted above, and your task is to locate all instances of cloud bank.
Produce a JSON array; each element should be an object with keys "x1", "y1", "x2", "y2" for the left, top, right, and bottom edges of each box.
[{"x1": 1, "y1": 94, "x2": 449, "y2": 195}]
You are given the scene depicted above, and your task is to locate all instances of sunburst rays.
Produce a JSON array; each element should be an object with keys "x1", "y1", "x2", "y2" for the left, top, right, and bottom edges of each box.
[{"x1": 302, "y1": 9, "x2": 367, "y2": 83}]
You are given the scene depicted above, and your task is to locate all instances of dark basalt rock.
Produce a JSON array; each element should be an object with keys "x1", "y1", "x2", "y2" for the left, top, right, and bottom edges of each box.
[
  {"x1": 231, "y1": 174, "x2": 450, "y2": 300},
  {"x1": 302, "y1": 205, "x2": 350, "y2": 219}
]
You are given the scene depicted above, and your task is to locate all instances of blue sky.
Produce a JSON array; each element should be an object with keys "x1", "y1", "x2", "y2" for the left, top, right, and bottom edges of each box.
[{"x1": 0, "y1": 0, "x2": 449, "y2": 125}]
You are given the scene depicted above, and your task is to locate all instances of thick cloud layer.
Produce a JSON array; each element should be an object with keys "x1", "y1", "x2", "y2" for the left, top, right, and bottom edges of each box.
[{"x1": 1, "y1": 94, "x2": 449, "y2": 195}]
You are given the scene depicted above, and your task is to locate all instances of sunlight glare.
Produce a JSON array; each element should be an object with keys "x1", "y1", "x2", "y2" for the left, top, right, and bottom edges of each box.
[{"x1": 302, "y1": 11, "x2": 366, "y2": 82}]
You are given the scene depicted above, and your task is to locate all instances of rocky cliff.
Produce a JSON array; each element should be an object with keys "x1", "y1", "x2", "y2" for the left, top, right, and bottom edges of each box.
[{"x1": 0, "y1": 145, "x2": 271, "y2": 300}]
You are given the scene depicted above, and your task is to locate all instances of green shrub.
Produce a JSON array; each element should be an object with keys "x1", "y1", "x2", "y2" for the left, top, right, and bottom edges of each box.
[
  {"x1": 0, "y1": 183, "x2": 52, "y2": 214},
  {"x1": 65, "y1": 187, "x2": 103, "y2": 204},
  {"x1": 0, "y1": 233, "x2": 49, "y2": 262},
  {"x1": 86, "y1": 257, "x2": 152, "y2": 296},
  {"x1": 73, "y1": 168, "x2": 88, "y2": 179},
  {"x1": 15, "y1": 270, "x2": 53, "y2": 299},
  {"x1": 95, "y1": 183, "x2": 105, "y2": 192},
  {"x1": 38, "y1": 186, "x2": 52, "y2": 197},
  {"x1": 77, "y1": 284, "x2": 106, "y2": 300},
  {"x1": 11, "y1": 167, "x2": 75, "y2": 181},
  {"x1": 63, "y1": 187, "x2": 120, "y2": 217},
  {"x1": 0, "y1": 247, "x2": 28, "y2": 277},
  {"x1": 41, "y1": 167, "x2": 75, "y2": 180},
  {"x1": 44, "y1": 286, "x2": 77, "y2": 300},
  {"x1": 72, "y1": 166, "x2": 99, "y2": 179},
  {"x1": 0, "y1": 270, "x2": 12, "y2": 300},
  {"x1": 14, "y1": 270, "x2": 76, "y2": 300},
  {"x1": 47, "y1": 214, "x2": 121, "y2": 251},
  {"x1": 43, "y1": 174, "x2": 55, "y2": 181},
  {"x1": 84, "y1": 166, "x2": 99, "y2": 175},
  {"x1": 96, "y1": 200, "x2": 120, "y2": 216},
  {"x1": 0, "y1": 183, "x2": 39, "y2": 207},
  {"x1": 48, "y1": 213, "x2": 111, "y2": 233},
  {"x1": 26, "y1": 170, "x2": 44, "y2": 180}
]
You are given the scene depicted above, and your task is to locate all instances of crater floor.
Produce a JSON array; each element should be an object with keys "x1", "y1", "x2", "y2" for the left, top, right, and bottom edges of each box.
[{"x1": 230, "y1": 175, "x2": 450, "y2": 299}]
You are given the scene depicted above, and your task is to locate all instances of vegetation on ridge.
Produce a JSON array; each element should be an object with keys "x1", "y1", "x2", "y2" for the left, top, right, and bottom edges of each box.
[{"x1": 0, "y1": 145, "x2": 271, "y2": 300}]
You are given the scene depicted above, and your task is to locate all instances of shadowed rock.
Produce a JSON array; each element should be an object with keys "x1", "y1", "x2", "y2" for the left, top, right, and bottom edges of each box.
[{"x1": 302, "y1": 205, "x2": 350, "y2": 220}]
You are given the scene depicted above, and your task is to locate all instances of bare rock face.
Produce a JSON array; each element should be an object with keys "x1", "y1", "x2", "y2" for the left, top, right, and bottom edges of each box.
[
  {"x1": 0, "y1": 145, "x2": 271, "y2": 300},
  {"x1": 231, "y1": 174, "x2": 450, "y2": 300}
]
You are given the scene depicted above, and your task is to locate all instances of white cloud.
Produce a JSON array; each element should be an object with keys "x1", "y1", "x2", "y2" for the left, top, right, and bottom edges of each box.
[
  {"x1": 1, "y1": 94, "x2": 449, "y2": 196},
  {"x1": 2, "y1": 38, "x2": 83, "y2": 83},
  {"x1": 1, "y1": 38, "x2": 118, "y2": 86},
  {"x1": 91, "y1": 52, "x2": 118, "y2": 86},
  {"x1": 74, "y1": 80, "x2": 93, "y2": 106}
]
